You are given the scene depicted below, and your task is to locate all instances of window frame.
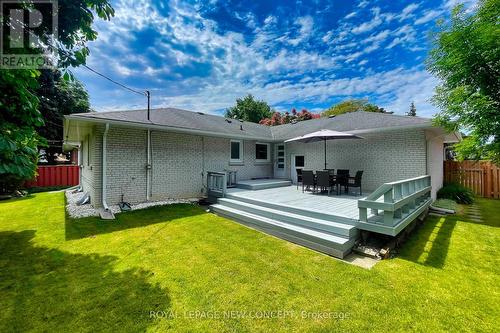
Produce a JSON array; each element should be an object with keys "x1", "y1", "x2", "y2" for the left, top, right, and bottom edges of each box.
[
  {"x1": 255, "y1": 142, "x2": 271, "y2": 163},
  {"x1": 230, "y1": 139, "x2": 243, "y2": 164}
]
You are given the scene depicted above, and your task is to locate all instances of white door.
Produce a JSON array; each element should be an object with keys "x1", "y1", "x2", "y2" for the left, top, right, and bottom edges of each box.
[
  {"x1": 291, "y1": 154, "x2": 305, "y2": 184},
  {"x1": 274, "y1": 144, "x2": 286, "y2": 178}
]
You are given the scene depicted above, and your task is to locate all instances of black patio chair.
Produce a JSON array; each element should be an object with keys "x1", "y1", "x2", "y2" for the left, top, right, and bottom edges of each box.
[
  {"x1": 296, "y1": 168, "x2": 303, "y2": 189},
  {"x1": 316, "y1": 170, "x2": 333, "y2": 196},
  {"x1": 336, "y1": 169, "x2": 350, "y2": 194},
  {"x1": 302, "y1": 170, "x2": 316, "y2": 193},
  {"x1": 348, "y1": 171, "x2": 363, "y2": 196}
]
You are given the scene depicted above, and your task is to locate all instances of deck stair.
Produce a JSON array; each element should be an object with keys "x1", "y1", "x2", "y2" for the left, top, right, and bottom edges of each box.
[
  {"x1": 235, "y1": 179, "x2": 292, "y2": 190},
  {"x1": 211, "y1": 193, "x2": 359, "y2": 258}
]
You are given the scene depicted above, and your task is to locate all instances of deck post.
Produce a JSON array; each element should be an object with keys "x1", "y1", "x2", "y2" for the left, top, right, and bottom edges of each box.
[{"x1": 359, "y1": 207, "x2": 368, "y2": 222}]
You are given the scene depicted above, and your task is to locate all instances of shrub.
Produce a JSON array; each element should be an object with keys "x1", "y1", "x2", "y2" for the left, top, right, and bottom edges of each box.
[{"x1": 437, "y1": 183, "x2": 474, "y2": 204}]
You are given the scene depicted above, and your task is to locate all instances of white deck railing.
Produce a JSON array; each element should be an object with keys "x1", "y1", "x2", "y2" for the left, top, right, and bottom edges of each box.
[
  {"x1": 358, "y1": 175, "x2": 432, "y2": 230},
  {"x1": 207, "y1": 171, "x2": 227, "y2": 203}
]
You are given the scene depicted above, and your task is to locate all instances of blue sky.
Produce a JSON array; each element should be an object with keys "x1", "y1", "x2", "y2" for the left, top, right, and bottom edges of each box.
[{"x1": 74, "y1": 0, "x2": 477, "y2": 117}]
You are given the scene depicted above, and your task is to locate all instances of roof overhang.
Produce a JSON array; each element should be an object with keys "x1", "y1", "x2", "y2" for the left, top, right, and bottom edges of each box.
[{"x1": 64, "y1": 115, "x2": 278, "y2": 142}]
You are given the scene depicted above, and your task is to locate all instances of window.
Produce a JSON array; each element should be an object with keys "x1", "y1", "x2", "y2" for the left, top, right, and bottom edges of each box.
[
  {"x1": 230, "y1": 140, "x2": 243, "y2": 163},
  {"x1": 295, "y1": 155, "x2": 304, "y2": 168},
  {"x1": 255, "y1": 143, "x2": 270, "y2": 162}
]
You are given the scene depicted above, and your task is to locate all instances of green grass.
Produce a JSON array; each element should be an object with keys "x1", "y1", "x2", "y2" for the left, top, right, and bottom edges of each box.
[
  {"x1": 0, "y1": 193, "x2": 499, "y2": 332},
  {"x1": 432, "y1": 198, "x2": 458, "y2": 211}
]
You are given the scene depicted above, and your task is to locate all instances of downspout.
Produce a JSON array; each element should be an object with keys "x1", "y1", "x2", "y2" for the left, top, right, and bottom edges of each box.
[
  {"x1": 102, "y1": 123, "x2": 110, "y2": 210},
  {"x1": 146, "y1": 90, "x2": 152, "y2": 201},
  {"x1": 146, "y1": 129, "x2": 151, "y2": 201}
]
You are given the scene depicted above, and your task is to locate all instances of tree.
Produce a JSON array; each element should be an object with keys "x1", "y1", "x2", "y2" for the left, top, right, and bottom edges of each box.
[
  {"x1": 259, "y1": 108, "x2": 320, "y2": 126},
  {"x1": 321, "y1": 99, "x2": 388, "y2": 117},
  {"x1": 427, "y1": 0, "x2": 500, "y2": 163},
  {"x1": 0, "y1": 1, "x2": 114, "y2": 193},
  {"x1": 225, "y1": 94, "x2": 272, "y2": 123},
  {"x1": 407, "y1": 101, "x2": 417, "y2": 116},
  {"x1": 37, "y1": 69, "x2": 91, "y2": 164}
]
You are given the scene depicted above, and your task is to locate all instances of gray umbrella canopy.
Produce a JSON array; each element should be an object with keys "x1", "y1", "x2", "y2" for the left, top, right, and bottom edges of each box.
[{"x1": 284, "y1": 130, "x2": 364, "y2": 169}]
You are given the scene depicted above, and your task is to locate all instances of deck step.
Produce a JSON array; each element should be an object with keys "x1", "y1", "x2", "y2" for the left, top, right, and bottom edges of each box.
[
  {"x1": 226, "y1": 192, "x2": 357, "y2": 225},
  {"x1": 211, "y1": 204, "x2": 354, "y2": 258},
  {"x1": 218, "y1": 198, "x2": 358, "y2": 238},
  {"x1": 236, "y1": 179, "x2": 292, "y2": 190}
]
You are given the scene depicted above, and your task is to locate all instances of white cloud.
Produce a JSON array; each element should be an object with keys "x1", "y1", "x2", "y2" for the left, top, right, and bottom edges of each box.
[
  {"x1": 345, "y1": 12, "x2": 356, "y2": 19},
  {"x1": 414, "y1": 10, "x2": 443, "y2": 25},
  {"x1": 364, "y1": 29, "x2": 390, "y2": 43},
  {"x1": 351, "y1": 8, "x2": 383, "y2": 34},
  {"x1": 358, "y1": 0, "x2": 369, "y2": 8},
  {"x1": 287, "y1": 16, "x2": 314, "y2": 46},
  {"x1": 399, "y1": 3, "x2": 420, "y2": 20}
]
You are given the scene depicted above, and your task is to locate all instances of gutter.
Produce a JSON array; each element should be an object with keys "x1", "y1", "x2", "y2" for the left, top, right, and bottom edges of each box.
[
  {"x1": 102, "y1": 123, "x2": 110, "y2": 210},
  {"x1": 66, "y1": 115, "x2": 276, "y2": 142}
]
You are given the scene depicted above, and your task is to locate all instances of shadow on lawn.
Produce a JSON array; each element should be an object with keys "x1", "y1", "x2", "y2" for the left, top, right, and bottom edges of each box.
[
  {"x1": 65, "y1": 203, "x2": 204, "y2": 240},
  {"x1": 0, "y1": 230, "x2": 171, "y2": 332},
  {"x1": 398, "y1": 216, "x2": 457, "y2": 269}
]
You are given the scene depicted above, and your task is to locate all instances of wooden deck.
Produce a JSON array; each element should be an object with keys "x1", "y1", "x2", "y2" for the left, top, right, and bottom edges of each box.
[
  {"x1": 227, "y1": 186, "x2": 374, "y2": 221},
  {"x1": 210, "y1": 176, "x2": 432, "y2": 258}
]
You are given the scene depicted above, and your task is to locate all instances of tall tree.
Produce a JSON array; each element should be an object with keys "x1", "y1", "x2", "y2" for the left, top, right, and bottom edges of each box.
[
  {"x1": 321, "y1": 99, "x2": 388, "y2": 117},
  {"x1": 427, "y1": 0, "x2": 500, "y2": 162},
  {"x1": 407, "y1": 101, "x2": 417, "y2": 116},
  {"x1": 37, "y1": 69, "x2": 91, "y2": 163},
  {"x1": 225, "y1": 94, "x2": 273, "y2": 123},
  {"x1": 0, "y1": 1, "x2": 114, "y2": 193}
]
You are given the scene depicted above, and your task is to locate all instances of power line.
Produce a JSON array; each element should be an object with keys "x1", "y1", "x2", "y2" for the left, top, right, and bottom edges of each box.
[{"x1": 81, "y1": 64, "x2": 146, "y2": 96}]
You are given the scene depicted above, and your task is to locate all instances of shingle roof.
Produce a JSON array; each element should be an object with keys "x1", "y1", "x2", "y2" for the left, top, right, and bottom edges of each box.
[
  {"x1": 68, "y1": 108, "x2": 433, "y2": 141},
  {"x1": 68, "y1": 108, "x2": 273, "y2": 139},
  {"x1": 270, "y1": 111, "x2": 432, "y2": 140}
]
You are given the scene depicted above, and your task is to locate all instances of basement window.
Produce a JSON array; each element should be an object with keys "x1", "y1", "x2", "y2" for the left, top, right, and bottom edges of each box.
[
  {"x1": 255, "y1": 143, "x2": 270, "y2": 162},
  {"x1": 230, "y1": 140, "x2": 243, "y2": 164}
]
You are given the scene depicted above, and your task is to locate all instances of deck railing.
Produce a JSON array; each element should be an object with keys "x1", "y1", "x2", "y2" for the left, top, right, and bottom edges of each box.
[
  {"x1": 358, "y1": 175, "x2": 431, "y2": 230},
  {"x1": 207, "y1": 171, "x2": 227, "y2": 203}
]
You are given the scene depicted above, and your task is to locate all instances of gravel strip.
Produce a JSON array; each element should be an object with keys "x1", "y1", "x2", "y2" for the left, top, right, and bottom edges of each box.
[{"x1": 65, "y1": 189, "x2": 199, "y2": 219}]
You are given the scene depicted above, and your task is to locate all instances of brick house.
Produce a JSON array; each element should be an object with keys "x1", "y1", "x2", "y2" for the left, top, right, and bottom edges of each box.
[{"x1": 64, "y1": 108, "x2": 460, "y2": 208}]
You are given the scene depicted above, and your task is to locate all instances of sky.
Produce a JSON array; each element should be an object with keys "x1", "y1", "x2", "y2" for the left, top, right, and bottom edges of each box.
[{"x1": 73, "y1": 0, "x2": 478, "y2": 117}]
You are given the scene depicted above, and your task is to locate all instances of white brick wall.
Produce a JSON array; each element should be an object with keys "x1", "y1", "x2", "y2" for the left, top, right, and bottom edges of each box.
[
  {"x1": 80, "y1": 125, "x2": 431, "y2": 207},
  {"x1": 83, "y1": 126, "x2": 273, "y2": 207},
  {"x1": 285, "y1": 129, "x2": 427, "y2": 192}
]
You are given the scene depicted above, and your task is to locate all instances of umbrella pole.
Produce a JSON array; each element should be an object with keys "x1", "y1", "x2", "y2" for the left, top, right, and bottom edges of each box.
[{"x1": 324, "y1": 139, "x2": 327, "y2": 170}]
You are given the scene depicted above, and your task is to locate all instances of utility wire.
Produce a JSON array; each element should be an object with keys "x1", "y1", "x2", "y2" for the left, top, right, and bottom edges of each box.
[{"x1": 81, "y1": 64, "x2": 146, "y2": 96}]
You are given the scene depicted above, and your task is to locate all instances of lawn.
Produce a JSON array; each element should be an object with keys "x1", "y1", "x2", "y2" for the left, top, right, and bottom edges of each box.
[{"x1": 0, "y1": 192, "x2": 498, "y2": 332}]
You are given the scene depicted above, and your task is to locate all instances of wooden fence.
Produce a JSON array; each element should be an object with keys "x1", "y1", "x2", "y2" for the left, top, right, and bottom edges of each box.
[
  {"x1": 444, "y1": 161, "x2": 500, "y2": 199},
  {"x1": 24, "y1": 165, "x2": 80, "y2": 188}
]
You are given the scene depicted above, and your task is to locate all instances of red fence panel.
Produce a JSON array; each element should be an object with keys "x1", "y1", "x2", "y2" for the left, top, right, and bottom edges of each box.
[{"x1": 24, "y1": 165, "x2": 79, "y2": 188}]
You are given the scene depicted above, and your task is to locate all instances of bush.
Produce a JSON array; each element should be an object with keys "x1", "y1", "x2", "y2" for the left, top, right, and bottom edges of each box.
[{"x1": 437, "y1": 183, "x2": 474, "y2": 204}]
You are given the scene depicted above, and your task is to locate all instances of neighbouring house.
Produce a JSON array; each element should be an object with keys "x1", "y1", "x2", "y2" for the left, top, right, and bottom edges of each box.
[{"x1": 64, "y1": 108, "x2": 460, "y2": 258}]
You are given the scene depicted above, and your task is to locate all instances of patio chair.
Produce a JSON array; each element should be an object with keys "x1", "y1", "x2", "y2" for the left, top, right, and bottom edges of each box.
[
  {"x1": 316, "y1": 170, "x2": 333, "y2": 196},
  {"x1": 348, "y1": 171, "x2": 363, "y2": 196},
  {"x1": 296, "y1": 168, "x2": 303, "y2": 189},
  {"x1": 302, "y1": 170, "x2": 316, "y2": 193},
  {"x1": 336, "y1": 169, "x2": 350, "y2": 194},
  {"x1": 324, "y1": 168, "x2": 335, "y2": 175}
]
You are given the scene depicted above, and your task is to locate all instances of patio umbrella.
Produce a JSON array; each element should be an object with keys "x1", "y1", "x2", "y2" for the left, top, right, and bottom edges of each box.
[{"x1": 284, "y1": 129, "x2": 364, "y2": 170}]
